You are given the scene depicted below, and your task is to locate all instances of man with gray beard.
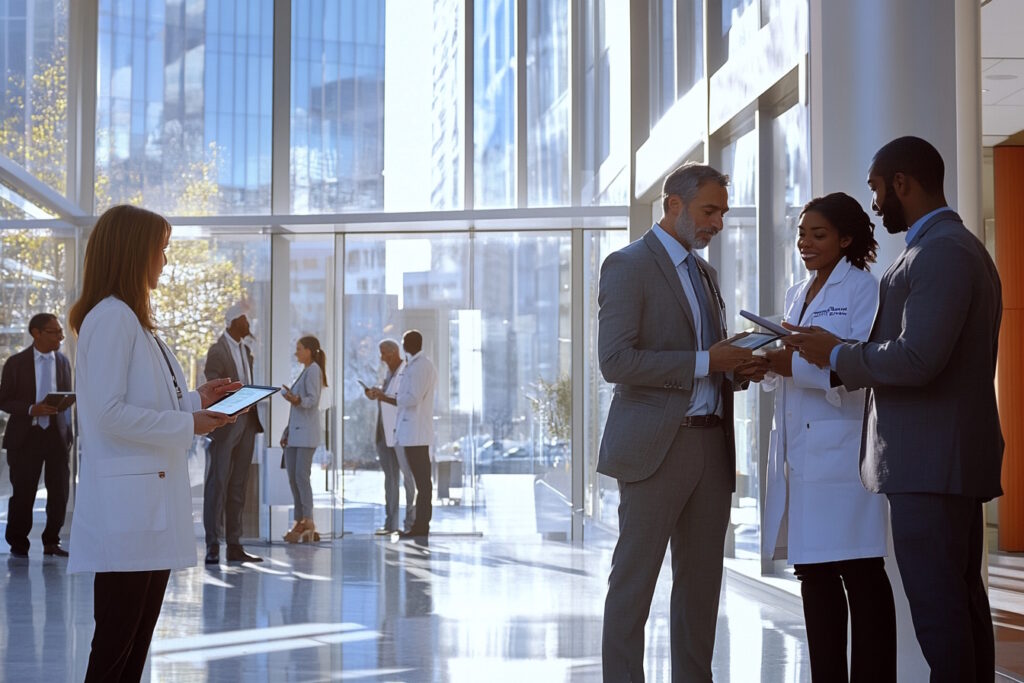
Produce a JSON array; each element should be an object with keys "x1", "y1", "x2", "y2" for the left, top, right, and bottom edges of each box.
[{"x1": 597, "y1": 162, "x2": 767, "y2": 681}]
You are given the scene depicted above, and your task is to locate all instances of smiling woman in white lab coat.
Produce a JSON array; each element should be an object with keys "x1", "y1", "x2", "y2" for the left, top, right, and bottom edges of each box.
[
  {"x1": 762, "y1": 193, "x2": 896, "y2": 682},
  {"x1": 67, "y1": 205, "x2": 239, "y2": 683}
]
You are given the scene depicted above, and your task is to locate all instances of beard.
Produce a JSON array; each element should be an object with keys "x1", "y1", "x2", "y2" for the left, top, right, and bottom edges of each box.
[
  {"x1": 879, "y1": 182, "x2": 909, "y2": 234},
  {"x1": 673, "y1": 211, "x2": 710, "y2": 250}
]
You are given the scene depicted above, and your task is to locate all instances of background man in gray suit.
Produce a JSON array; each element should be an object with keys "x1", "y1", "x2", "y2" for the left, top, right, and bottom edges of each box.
[
  {"x1": 203, "y1": 304, "x2": 265, "y2": 565},
  {"x1": 786, "y1": 136, "x2": 1003, "y2": 683},
  {"x1": 598, "y1": 162, "x2": 766, "y2": 682}
]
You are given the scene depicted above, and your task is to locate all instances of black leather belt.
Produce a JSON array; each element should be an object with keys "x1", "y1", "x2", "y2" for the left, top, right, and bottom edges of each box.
[{"x1": 681, "y1": 415, "x2": 722, "y2": 428}]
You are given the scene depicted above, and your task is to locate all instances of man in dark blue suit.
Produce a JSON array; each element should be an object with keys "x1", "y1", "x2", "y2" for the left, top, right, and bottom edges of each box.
[
  {"x1": 787, "y1": 137, "x2": 1003, "y2": 682},
  {"x1": 0, "y1": 313, "x2": 74, "y2": 558}
]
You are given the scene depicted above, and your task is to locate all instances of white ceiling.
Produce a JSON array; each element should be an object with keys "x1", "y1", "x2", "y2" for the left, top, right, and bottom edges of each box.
[{"x1": 981, "y1": 0, "x2": 1024, "y2": 145}]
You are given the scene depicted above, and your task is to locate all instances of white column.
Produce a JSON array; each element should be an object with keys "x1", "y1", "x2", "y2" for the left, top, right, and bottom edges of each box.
[
  {"x1": 955, "y1": 0, "x2": 983, "y2": 238},
  {"x1": 810, "y1": 0, "x2": 962, "y2": 270}
]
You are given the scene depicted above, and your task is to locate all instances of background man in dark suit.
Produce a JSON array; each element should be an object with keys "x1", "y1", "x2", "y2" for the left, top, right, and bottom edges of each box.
[
  {"x1": 786, "y1": 136, "x2": 1003, "y2": 682},
  {"x1": 202, "y1": 304, "x2": 264, "y2": 564},
  {"x1": 0, "y1": 313, "x2": 74, "y2": 558},
  {"x1": 598, "y1": 163, "x2": 766, "y2": 681}
]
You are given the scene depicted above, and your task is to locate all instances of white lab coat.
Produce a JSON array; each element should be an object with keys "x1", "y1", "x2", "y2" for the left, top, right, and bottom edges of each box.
[
  {"x1": 394, "y1": 351, "x2": 436, "y2": 448},
  {"x1": 68, "y1": 297, "x2": 200, "y2": 573},
  {"x1": 761, "y1": 258, "x2": 887, "y2": 565},
  {"x1": 379, "y1": 361, "x2": 404, "y2": 448}
]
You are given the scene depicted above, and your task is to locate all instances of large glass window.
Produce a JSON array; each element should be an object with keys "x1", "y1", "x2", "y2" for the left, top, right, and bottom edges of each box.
[
  {"x1": 718, "y1": 126, "x2": 760, "y2": 559},
  {"x1": 474, "y1": 0, "x2": 516, "y2": 208},
  {"x1": 0, "y1": 0, "x2": 69, "y2": 201},
  {"x1": 342, "y1": 231, "x2": 572, "y2": 538},
  {"x1": 649, "y1": 0, "x2": 704, "y2": 125},
  {"x1": 95, "y1": 1, "x2": 274, "y2": 215},
  {"x1": 583, "y1": 228, "x2": 628, "y2": 543},
  {"x1": 0, "y1": 226, "x2": 77, "y2": 569},
  {"x1": 580, "y1": 0, "x2": 628, "y2": 206},
  {"x1": 770, "y1": 102, "x2": 810, "y2": 314},
  {"x1": 526, "y1": 0, "x2": 569, "y2": 207},
  {"x1": 291, "y1": 1, "x2": 385, "y2": 213},
  {"x1": 153, "y1": 232, "x2": 271, "y2": 536}
]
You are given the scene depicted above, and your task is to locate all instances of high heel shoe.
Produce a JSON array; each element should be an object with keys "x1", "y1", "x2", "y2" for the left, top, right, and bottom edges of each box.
[
  {"x1": 298, "y1": 518, "x2": 320, "y2": 543},
  {"x1": 283, "y1": 519, "x2": 305, "y2": 544}
]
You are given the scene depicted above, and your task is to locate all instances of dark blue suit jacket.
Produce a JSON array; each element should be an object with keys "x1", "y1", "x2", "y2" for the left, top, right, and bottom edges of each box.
[{"x1": 0, "y1": 345, "x2": 74, "y2": 451}]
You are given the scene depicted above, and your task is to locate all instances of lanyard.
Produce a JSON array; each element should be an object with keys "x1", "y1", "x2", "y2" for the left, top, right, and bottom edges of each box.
[{"x1": 153, "y1": 335, "x2": 183, "y2": 401}]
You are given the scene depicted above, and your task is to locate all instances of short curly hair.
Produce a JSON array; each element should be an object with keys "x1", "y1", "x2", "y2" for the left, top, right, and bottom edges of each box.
[{"x1": 800, "y1": 193, "x2": 878, "y2": 271}]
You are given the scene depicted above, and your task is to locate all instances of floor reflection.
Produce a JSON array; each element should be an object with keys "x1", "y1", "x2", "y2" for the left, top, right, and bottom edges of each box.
[{"x1": 1, "y1": 537, "x2": 818, "y2": 682}]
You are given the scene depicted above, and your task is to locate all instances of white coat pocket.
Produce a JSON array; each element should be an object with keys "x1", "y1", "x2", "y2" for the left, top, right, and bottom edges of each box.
[
  {"x1": 97, "y1": 456, "x2": 170, "y2": 533},
  {"x1": 802, "y1": 419, "x2": 863, "y2": 484}
]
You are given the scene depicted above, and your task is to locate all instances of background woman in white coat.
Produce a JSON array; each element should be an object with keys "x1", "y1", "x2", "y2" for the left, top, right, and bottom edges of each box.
[
  {"x1": 279, "y1": 335, "x2": 326, "y2": 543},
  {"x1": 67, "y1": 205, "x2": 240, "y2": 682},
  {"x1": 762, "y1": 192, "x2": 896, "y2": 682}
]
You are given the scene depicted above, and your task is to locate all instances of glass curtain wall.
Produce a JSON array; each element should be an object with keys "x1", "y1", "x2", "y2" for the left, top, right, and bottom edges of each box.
[
  {"x1": 340, "y1": 231, "x2": 574, "y2": 538},
  {"x1": 153, "y1": 232, "x2": 271, "y2": 539},
  {"x1": 526, "y1": 0, "x2": 569, "y2": 207},
  {"x1": 0, "y1": 0, "x2": 69, "y2": 203},
  {"x1": 0, "y1": 228, "x2": 77, "y2": 539},
  {"x1": 94, "y1": 0, "x2": 274, "y2": 214},
  {"x1": 717, "y1": 126, "x2": 760, "y2": 558},
  {"x1": 582, "y1": 228, "x2": 628, "y2": 541},
  {"x1": 474, "y1": 0, "x2": 516, "y2": 208},
  {"x1": 266, "y1": 234, "x2": 337, "y2": 538}
]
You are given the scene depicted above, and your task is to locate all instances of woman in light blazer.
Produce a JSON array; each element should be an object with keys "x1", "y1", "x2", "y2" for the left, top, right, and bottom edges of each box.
[
  {"x1": 67, "y1": 205, "x2": 239, "y2": 682},
  {"x1": 279, "y1": 335, "x2": 327, "y2": 543},
  {"x1": 761, "y1": 193, "x2": 896, "y2": 682}
]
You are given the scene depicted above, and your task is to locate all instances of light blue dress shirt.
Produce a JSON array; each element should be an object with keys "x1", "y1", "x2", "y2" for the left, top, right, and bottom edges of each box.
[
  {"x1": 651, "y1": 224, "x2": 721, "y2": 416},
  {"x1": 829, "y1": 206, "x2": 950, "y2": 369}
]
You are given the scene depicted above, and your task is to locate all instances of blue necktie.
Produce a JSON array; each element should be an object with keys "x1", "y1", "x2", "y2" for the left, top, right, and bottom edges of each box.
[
  {"x1": 38, "y1": 355, "x2": 52, "y2": 429},
  {"x1": 685, "y1": 255, "x2": 716, "y2": 350}
]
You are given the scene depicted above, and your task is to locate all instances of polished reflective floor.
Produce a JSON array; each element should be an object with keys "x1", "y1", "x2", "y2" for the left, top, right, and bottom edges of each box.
[{"x1": 2, "y1": 536, "x2": 814, "y2": 682}]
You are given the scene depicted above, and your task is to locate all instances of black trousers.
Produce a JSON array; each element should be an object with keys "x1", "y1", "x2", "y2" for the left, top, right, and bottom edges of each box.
[
  {"x1": 888, "y1": 493, "x2": 993, "y2": 683},
  {"x1": 4, "y1": 425, "x2": 69, "y2": 552},
  {"x1": 403, "y1": 445, "x2": 432, "y2": 533},
  {"x1": 793, "y1": 556, "x2": 897, "y2": 682},
  {"x1": 85, "y1": 569, "x2": 170, "y2": 683}
]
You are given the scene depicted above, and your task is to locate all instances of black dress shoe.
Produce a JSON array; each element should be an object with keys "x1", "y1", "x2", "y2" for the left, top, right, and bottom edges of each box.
[
  {"x1": 9, "y1": 548, "x2": 28, "y2": 558},
  {"x1": 226, "y1": 545, "x2": 263, "y2": 563},
  {"x1": 398, "y1": 529, "x2": 428, "y2": 539},
  {"x1": 204, "y1": 546, "x2": 220, "y2": 565},
  {"x1": 43, "y1": 545, "x2": 69, "y2": 557}
]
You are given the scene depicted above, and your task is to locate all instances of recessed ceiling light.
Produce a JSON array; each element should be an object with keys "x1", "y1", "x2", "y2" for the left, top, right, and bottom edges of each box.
[
  {"x1": 986, "y1": 74, "x2": 1018, "y2": 80},
  {"x1": 982, "y1": 88, "x2": 990, "y2": 93}
]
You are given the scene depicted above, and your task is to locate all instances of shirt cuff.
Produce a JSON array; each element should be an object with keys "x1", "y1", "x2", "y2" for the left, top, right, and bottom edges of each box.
[
  {"x1": 694, "y1": 351, "x2": 710, "y2": 379},
  {"x1": 829, "y1": 344, "x2": 841, "y2": 370}
]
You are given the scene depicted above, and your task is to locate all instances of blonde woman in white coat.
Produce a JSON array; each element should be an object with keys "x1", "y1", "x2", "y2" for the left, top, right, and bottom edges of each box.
[
  {"x1": 279, "y1": 335, "x2": 326, "y2": 542},
  {"x1": 762, "y1": 193, "x2": 896, "y2": 682},
  {"x1": 67, "y1": 205, "x2": 241, "y2": 682}
]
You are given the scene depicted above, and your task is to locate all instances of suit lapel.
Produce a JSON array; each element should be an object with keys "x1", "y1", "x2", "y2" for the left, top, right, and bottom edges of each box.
[{"x1": 643, "y1": 231, "x2": 698, "y2": 337}]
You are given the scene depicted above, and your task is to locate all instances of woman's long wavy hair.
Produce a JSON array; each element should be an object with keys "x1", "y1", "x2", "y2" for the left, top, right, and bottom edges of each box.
[{"x1": 69, "y1": 205, "x2": 170, "y2": 334}]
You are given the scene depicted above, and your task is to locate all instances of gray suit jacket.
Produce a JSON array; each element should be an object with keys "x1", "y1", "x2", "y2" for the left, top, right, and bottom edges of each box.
[
  {"x1": 597, "y1": 230, "x2": 738, "y2": 485},
  {"x1": 283, "y1": 365, "x2": 323, "y2": 448},
  {"x1": 204, "y1": 334, "x2": 264, "y2": 434},
  {"x1": 836, "y1": 210, "x2": 1003, "y2": 499}
]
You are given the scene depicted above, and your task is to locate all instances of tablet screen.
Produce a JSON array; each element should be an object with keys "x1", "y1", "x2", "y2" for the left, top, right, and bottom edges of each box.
[
  {"x1": 728, "y1": 331, "x2": 780, "y2": 350},
  {"x1": 207, "y1": 385, "x2": 279, "y2": 416}
]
